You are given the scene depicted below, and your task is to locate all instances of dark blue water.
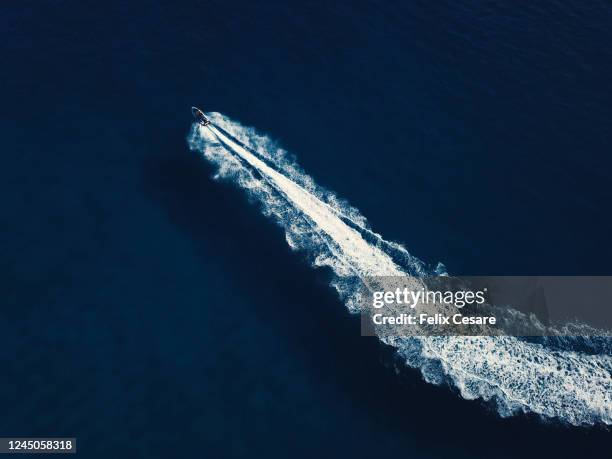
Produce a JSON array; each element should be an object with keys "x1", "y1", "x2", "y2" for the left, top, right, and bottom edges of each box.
[{"x1": 2, "y1": 1, "x2": 610, "y2": 457}]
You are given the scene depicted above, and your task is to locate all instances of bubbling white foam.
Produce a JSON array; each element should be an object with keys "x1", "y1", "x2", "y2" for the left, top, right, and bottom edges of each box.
[{"x1": 188, "y1": 113, "x2": 611, "y2": 426}]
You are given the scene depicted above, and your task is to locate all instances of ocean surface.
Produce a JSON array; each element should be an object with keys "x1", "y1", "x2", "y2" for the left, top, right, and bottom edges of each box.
[{"x1": 2, "y1": 1, "x2": 611, "y2": 457}]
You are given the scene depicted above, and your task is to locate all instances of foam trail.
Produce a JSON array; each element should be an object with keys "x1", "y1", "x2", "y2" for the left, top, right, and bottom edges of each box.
[{"x1": 188, "y1": 113, "x2": 611, "y2": 426}]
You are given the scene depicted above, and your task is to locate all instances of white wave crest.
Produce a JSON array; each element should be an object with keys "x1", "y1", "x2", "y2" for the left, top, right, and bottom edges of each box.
[{"x1": 188, "y1": 113, "x2": 611, "y2": 426}]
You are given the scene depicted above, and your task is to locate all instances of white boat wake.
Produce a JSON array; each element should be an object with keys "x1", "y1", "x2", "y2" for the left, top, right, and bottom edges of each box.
[{"x1": 188, "y1": 112, "x2": 611, "y2": 426}]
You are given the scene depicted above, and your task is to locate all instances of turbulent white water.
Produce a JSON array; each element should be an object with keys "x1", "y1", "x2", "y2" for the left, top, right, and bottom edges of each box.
[{"x1": 188, "y1": 113, "x2": 612, "y2": 427}]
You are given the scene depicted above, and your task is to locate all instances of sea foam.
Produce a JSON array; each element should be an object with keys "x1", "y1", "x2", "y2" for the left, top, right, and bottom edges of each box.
[{"x1": 188, "y1": 113, "x2": 611, "y2": 426}]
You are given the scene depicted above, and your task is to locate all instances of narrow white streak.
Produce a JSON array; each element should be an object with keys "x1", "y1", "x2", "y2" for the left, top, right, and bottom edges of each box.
[{"x1": 189, "y1": 115, "x2": 612, "y2": 427}]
